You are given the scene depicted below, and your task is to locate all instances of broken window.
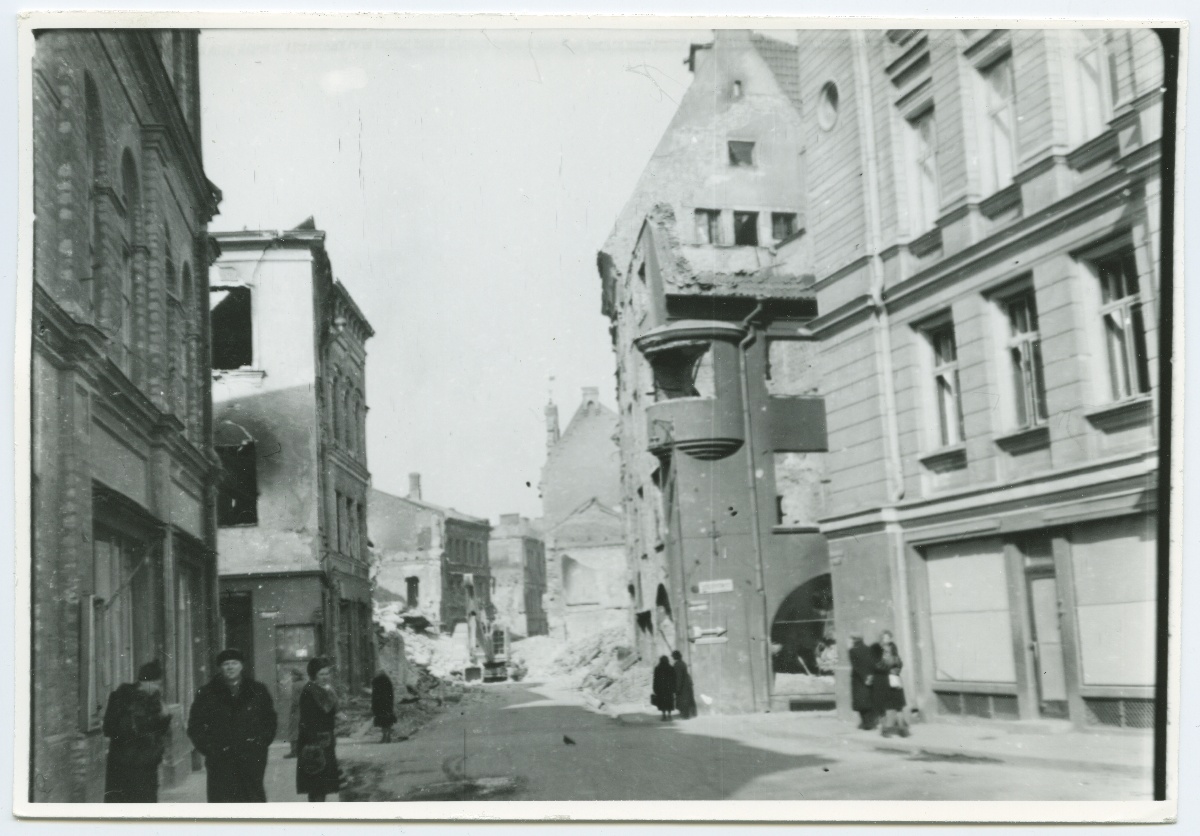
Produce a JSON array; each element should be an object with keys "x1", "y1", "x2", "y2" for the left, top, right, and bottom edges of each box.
[
  {"x1": 216, "y1": 443, "x2": 258, "y2": 526},
  {"x1": 694, "y1": 209, "x2": 722, "y2": 245},
  {"x1": 648, "y1": 341, "x2": 716, "y2": 401},
  {"x1": 728, "y1": 140, "x2": 755, "y2": 167},
  {"x1": 771, "y1": 212, "x2": 797, "y2": 241},
  {"x1": 734, "y1": 211, "x2": 759, "y2": 246},
  {"x1": 210, "y1": 286, "x2": 253, "y2": 370}
]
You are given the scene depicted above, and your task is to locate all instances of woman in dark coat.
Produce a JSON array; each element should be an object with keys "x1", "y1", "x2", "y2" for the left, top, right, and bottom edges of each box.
[
  {"x1": 672, "y1": 650, "x2": 698, "y2": 719},
  {"x1": 371, "y1": 670, "x2": 397, "y2": 743},
  {"x1": 652, "y1": 656, "x2": 676, "y2": 721},
  {"x1": 103, "y1": 660, "x2": 171, "y2": 802},
  {"x1": 870, "y1": 630, "x2": 910, "y2": 738},
  {"x1": 296, "y1": 657, "x2": 341, "y2": 801},
  {"x1": 848, "y1": 632, "x2": 876, "y2": 730}
]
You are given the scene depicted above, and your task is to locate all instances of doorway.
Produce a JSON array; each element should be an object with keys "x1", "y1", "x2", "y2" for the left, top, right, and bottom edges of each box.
[
  {"x1": 1022, "y1": 541, "x2": 1068, "y2": 719},
  {"x1": 219, "y1": 592, "x2": 254, "y2": 679}
]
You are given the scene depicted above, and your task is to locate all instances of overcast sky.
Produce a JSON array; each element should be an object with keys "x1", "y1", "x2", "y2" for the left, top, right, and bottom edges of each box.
[{"x1": 199, "y1": 28, "x2": 705, "y2": 521}]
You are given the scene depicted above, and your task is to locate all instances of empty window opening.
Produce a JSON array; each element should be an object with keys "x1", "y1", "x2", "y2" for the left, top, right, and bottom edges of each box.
[
  {"x1": 728, "y1": 140, "x2": 755, "y2": 167},
  {"x1": 731, "y1": 80, "x2": 743, "y2": 98},
  {"x1": 405, "y1": 576, "x2": 419, "y2": 608},
  {"x1": 210, "y1": 286, "x2": 253, "y2": 370},
  {"x1": 216, "y1": 442, "x2": 258, "y2": 526},
  {"x1": 694, "y1": 209, "x2": 722, "y2": 245},
  {"x1": 772, "y1": 212, "x2": 798, "y2": 241},
  {"x1": 649, "y1": 342, "x2": 715, "y2": 400},
  {"x1": 734, "y1": 211, "x2": 759, "y2": 246}
]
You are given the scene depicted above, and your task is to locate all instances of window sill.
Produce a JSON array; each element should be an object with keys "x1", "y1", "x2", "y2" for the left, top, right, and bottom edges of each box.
[
  {"x1": 212, "y1": 368, "x2": 266, "y2": 382},
  {"x1": 1084, "y1": 395, "x2": 1154, "y2": 434},
  {"x1": 772, "y1": 524, "x2": 821, "y2": 534},
  {"x1": 909, "y1": 225, "x2": 943, "y2": 259},
  {"x1": 1066, "y1": 129, "x2": 1120, "y2": 171},
  {"x1": 919, "y1": 443, "x2": 967, "y2": 473},
  {"x1": 979, "y1": 182, "x2": 1022, "y2": 220},
  {"x1": 993, "y1": 424, "x2": 1050, "y2": 455}
]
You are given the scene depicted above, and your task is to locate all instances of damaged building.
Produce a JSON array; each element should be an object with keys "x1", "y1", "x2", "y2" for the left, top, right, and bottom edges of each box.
[
  {"x1": 489, "y1": 514, "x2": 549, "y2": 640},
  {"x1": 602, "y1": 27, "x2": 1165, "y2": 728},
  {"x1": 370, "y1": 474, "x2": 494, "y2": 637},
  {"x1": 540, "y1": 388, "x2": 633, "y2": 643},
  {"x1": 209, "y1": 220, "x2": 376, "y2": 718},
  {"x1": 29, "y1": 30, "x2": 222, "y2": 800}
]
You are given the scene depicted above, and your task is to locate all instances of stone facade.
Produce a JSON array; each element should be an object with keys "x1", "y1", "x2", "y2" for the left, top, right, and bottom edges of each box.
[
  {"x1": 29, "y1": 30, "x2": 221, "y2": 801},
  {"x1": 210, "y1": 222, "x2": 376, "y2": 717},
  {"x1": 489, "y1": 514, "x2": 549, "y2": 639}
]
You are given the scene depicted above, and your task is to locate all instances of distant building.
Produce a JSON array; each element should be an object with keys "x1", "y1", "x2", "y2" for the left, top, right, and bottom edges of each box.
[
  {"x1": 489, "y1": 514, "x2": 549, "y2": 639},
  {"x1": 370, "y1": 475, "x2": 493, "y2": 635},
  {"x1": 30, "y1": 30, "x2": 221, "y2": 801},
  {"x1": 209, "y1": 220, "x2": 376, "y2": 722},
  {"x1": 540, "y1": 388, "x2": 633, "y2": 642}
]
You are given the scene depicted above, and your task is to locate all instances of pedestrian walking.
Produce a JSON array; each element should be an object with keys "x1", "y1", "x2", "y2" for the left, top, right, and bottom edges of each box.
[
  {"x1": 371, "y1": 669, "x2": 397, "y2": 743},
  {"x1": 296, "y1": 657, "x2": 342, "y2": 802},
  {"x1": 186, "y1": 648, "x2": 278, "y2": 802},
  {"x1": 102, "y1": 660, "x2": 171, "y2": 803},
  {"x1": 871, "y1": 630, "x2": 910, "y2": 738},
  {"x1": 847, "y1": 631, "x2": 877, "y2": 730},
  {"x1": 283, "y1": 668, "x2": 305, "y2": 759},
  {"x1": 672, "y1": 650, "x2": 698, "y2": 719},
  {"x1": 651, "y1": 656, "x2": 676, "y2": 721}
]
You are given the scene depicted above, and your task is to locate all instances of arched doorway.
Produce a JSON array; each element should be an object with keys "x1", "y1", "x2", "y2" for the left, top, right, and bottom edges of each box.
[{"x1": 770, "y1": 574, "x2": 836, "y2": 698}]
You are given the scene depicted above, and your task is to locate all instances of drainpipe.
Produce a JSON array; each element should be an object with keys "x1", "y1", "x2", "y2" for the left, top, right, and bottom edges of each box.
[
  {"x1": 737, "y1": 301, "x2": 772, "y2": 712},
  {"x1": 851, "y1": 31, "x2": 916, "y2": 705}
]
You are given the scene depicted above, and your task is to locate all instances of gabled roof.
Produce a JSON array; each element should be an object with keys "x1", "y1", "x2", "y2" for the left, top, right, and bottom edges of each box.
[{"x1": 750, "y1": 33, "x2": 802, "y2": 115}]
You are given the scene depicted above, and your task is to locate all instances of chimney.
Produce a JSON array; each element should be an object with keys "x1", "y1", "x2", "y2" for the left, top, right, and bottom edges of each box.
[
  {"x1": 408, "y1": 472, "x2": 422, "y2": 501},
  {"x1": 545, "y1": 400, "x2": 560, "y2": 450}
]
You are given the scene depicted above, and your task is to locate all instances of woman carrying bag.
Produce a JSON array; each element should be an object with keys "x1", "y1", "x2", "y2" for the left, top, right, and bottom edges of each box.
[
  {"x1": 296, "y1": 657, "x2": 342, "y2": 801},
  {"x1": 870, "y1": 630, "x2": 910, "y2": 738}
]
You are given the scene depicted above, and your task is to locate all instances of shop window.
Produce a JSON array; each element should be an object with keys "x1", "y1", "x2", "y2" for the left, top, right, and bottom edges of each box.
[
  {"x1": 999, "y1": 289, "x2": 1048, "y2": 429},
  {"x1": 733, "y1": 211, "x2": 759, "y2": 246},
  {"x1": 210, "y1": 286, "x2": 253, "y2": 370},
  {"x1": 904, "y1": 107, "x2": 939, "y2": 232},
  {"x1": 694, "y1": 209, "x2": 722, "y2": 245},
  {"x1": 727, "y1": 140, "x2": 755, "y2": 167},
  {"x1": 771, "y1": 212, "x2": 797, "y2": 241},
  {"x1": 216, "y1": 442, "x2": 258, "y2": 526},
  {"x1": 1093, "y1": 249, "x2": 1151, "y2": 401},
  {"x1": 978, "y1": 55, "x2": 1018, "y2": 195}
]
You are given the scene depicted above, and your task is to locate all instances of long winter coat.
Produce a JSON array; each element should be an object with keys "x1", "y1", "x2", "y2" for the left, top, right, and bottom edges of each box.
[
  {"x1": 372, "y1": 673, "x2": 397, "y2": 728},
  {"x1": 870, "y1": 642, "x2": 906, "y2": 712},
  {"x1": 103, "y1": 684, "x2": 171, "y2": 803},
  {"x1": 652, "y1": 661, "x2": 676, "y2": 713},
  {"x1": 187, "y1": 676, "x2": 277, "y2": 803},
  {"x1": 296, "y1": 682, "x2": 341, "y2": 796},
  {"x1": 674, "y1": 660, "x2": 698, "y2": 719},
  {"x1": 848, "y1": 640, "x2": 875, "y2": 712}
]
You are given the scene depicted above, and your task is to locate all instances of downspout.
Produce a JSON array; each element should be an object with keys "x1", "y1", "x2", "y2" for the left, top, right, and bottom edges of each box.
[
  {"x1": 737, "y1": 301, "x2": 771, "y2": 712},
  {"x1": 851, "y1": 31, "x2": 917, "y2": 703}
]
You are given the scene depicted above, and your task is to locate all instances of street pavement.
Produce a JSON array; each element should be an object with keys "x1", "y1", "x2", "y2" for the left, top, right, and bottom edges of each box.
[{"x1": 163, "y1": 682, "x2": 1152, "y2": 802}]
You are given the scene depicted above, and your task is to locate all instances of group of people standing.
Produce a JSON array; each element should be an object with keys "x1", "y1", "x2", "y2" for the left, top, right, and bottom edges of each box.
[
  {"x1": 651, "y1": 650, "x2": 697, "y2": 721},
  {"x1": 101, "y1": 647, "x2": 353, "y2": 803},
  {"x1": 848, "y1": 629, "x2": 911, "y2": 737}
]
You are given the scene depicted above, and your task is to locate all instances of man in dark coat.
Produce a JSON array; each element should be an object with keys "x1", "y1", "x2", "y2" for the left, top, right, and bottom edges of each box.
[
  {"x1": 103, "y1": 660, "x2": 171, "y2": 802},
  {"x1": 371, "y1": 670, "x2": 397, "y2": 743},
  {"x1": 847, "y1": 631, "x2": 876, "y2": 730},
  {"x1": 187, "y1": 648, "x2": 278, "y2": 802}
]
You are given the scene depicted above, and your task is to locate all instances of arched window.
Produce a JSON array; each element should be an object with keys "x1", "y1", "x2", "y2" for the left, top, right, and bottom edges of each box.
[
  {"x1": 83, "y1": 73, "x2": 104, "y2": 311},
  {"x1": 119, "y1": 150, "x2": 139, "y2": 378}
]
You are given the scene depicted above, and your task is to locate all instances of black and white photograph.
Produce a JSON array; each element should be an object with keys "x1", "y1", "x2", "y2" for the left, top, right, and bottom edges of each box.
[{"x1": 13, "y1": 13, "x2": 1184, "y2": 821}]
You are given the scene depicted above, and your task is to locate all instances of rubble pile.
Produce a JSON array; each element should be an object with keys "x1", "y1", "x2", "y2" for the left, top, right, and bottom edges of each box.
[{"x1": 507, "y1": 635, "x2": 565, "y2": 683}]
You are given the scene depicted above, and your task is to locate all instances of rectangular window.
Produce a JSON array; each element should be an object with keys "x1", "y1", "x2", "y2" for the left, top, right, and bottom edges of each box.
[
  {"x1": 733, "y1": 211, "x2": 759, "y2": 246},
  {"x1": 771, "y1": 212, "x2": 797, "y2": 241},
  {"x1": 980, "y1": 56, "x2": 1018, "y2": 194},
  {"x1": 694, "y1": 209, "x2": 722, "y2": 245},
  {"x1": 1095, "y1": 250, "x2": 1151, "y2": 400},
  {"x1": 210, "y1": 286, "x2": 253, "y2": 370},
  {"x1": 1003, "y1": 291, "x2": 1049, "y2": 429},
  {"x1": 927, "y1": 323, "x2": 965, "y2": 447},
  {"x1": 216, "y1": 443, "x2": 258, "y2": 526},
  {"x1": 1071, "y1": 30, "x2": 1117, "y2": 144},
  {"x1": 727, "y1": 140, "x2": 755, "y2": 167},
  {"x1": 905, "y1": 109, "x2": 940, "y2": 232}
]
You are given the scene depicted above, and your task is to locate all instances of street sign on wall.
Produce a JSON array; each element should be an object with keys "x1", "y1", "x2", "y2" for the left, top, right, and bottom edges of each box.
[{"x1": 697, "y1": 578, "x2": 734, "y2": 594}]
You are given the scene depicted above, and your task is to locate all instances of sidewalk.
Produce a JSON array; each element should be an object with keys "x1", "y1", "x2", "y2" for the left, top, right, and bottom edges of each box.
[
  {"x1": 608, "y1": 705, "x2": 1153, "y2": 778},
  {"x1": 160, "y1": 742, "x2": 330, "y2": 803}
]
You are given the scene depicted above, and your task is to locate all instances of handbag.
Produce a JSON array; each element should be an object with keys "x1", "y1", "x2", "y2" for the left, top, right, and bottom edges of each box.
[
  {"x1": 650, "y1": 693, "x2": 660, "y2": 709},
  {"x1": 888, "y1": 673, "x2": 902, "y2": 689}
]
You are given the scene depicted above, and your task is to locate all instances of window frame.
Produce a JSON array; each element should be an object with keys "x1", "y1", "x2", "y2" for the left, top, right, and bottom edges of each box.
[
  {"x1": 771, "y1": 212, "x2": 798, "y2": 242},
  {"x1": 904, "y1": 106, "x2": 941, "y2": 233},
  {"x1": 922, "y1": 317, "x2": 966, "y2": 448},
  {"x1": 733, "y1": 210, "x2": 760, "y2": 246},
  {"x1": 977, "y1": 53, "x2": 1019, "y2": 195},
  {"x1": 216, "y1": 441, "x2": 259, "y2": 527},
  {"x1": 996, "y1": 286, "x2": 1049, "y2": 430},
  {"x1": 727, "y1": 140, "x2": 756, "y2": 167},
  {"x1": 1067, "y1": 29, "x2": 1118, "y2": 146},
  {"x1": 1090, "y1": 246, "x2": 1152, "y2": 402}
]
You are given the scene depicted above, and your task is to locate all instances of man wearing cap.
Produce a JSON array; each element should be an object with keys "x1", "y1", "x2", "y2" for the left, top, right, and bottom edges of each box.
[
  {"x1": 187, "y1": 648, "x2": 278, "y2": 802},
  {"x1": 102, "y1": 659, "x2": 171, "y2": 802},
  {"x1": 848, "y1": 631, "x2": 877, "y2": 730}
]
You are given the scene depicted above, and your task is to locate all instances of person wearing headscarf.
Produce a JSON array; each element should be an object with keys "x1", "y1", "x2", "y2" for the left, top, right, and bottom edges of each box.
[
  {"x1": 870, "y1": 630, "x2": 910, "y2": 738},
  {"x1": 102, "y1": 660, "x2": 171, "y2": 802},
  {"x1": 296, "y1": 657, "x2": 342, "y2": 801},
  {"x1": 186, "y1": 648, "x2": 278, "y2": 802},
  {"x1": 651, "y1": 656, "x2": 676, "y2": 721},
  {"x1": 672, "y1": 650, "x2": 698, "y2": 719},
  {"x1": 371, "y1": 669, "x2": 397, "y2": 743}
]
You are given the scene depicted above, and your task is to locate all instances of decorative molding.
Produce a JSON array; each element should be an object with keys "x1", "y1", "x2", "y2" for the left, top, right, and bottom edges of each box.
[
  {"x1": 909, "y1": 225, "x2": 943, "y2": 259},
  {"x1": 1083, "y1": 395, "x2": 1154, "y2": 434},
  {"x1": 1066, "y1": 130, "x2": 1121, "y2": 172},
  {"x1": 919, "y1": 443, "x2": 968, "y2": 474},
  {"x1": 979, "y1": 182, "x2": 1022, "y2": 221},
  {"x1": 993, "y1": 424, "x2": 1051, "y2": 456}
]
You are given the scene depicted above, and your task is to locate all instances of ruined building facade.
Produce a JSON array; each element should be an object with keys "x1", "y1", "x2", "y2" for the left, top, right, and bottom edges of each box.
[
  {"x1": 209, "y1": 223, "x2": 376, "y2": 723},
  {"x1": 540, "y1": 388, "x2": 633, "y2": 643},
  {"x1": 603, "y1": 28, "x2": 1166, "y2": 726},
  {"x1": 30, "y1": 30, "x2": 222, "y2": 800},
  {"x1": 489, "y1": 514, "x2": 549, "y2": 640}
]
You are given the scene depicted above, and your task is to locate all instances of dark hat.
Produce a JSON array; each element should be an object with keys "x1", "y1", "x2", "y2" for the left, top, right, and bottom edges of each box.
[
  {"x1": 307, "y1": 656, "x2": 331, "y2": 680},
  {"x1": 216, "y1": 648, "x2": 245, "y2": 665},
  {"x1": 671, "y1": 650, "x2": 683, "y2": 661},
  {"x1": 137, "y1": 660, "x2": 163, "y2": 682}
]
